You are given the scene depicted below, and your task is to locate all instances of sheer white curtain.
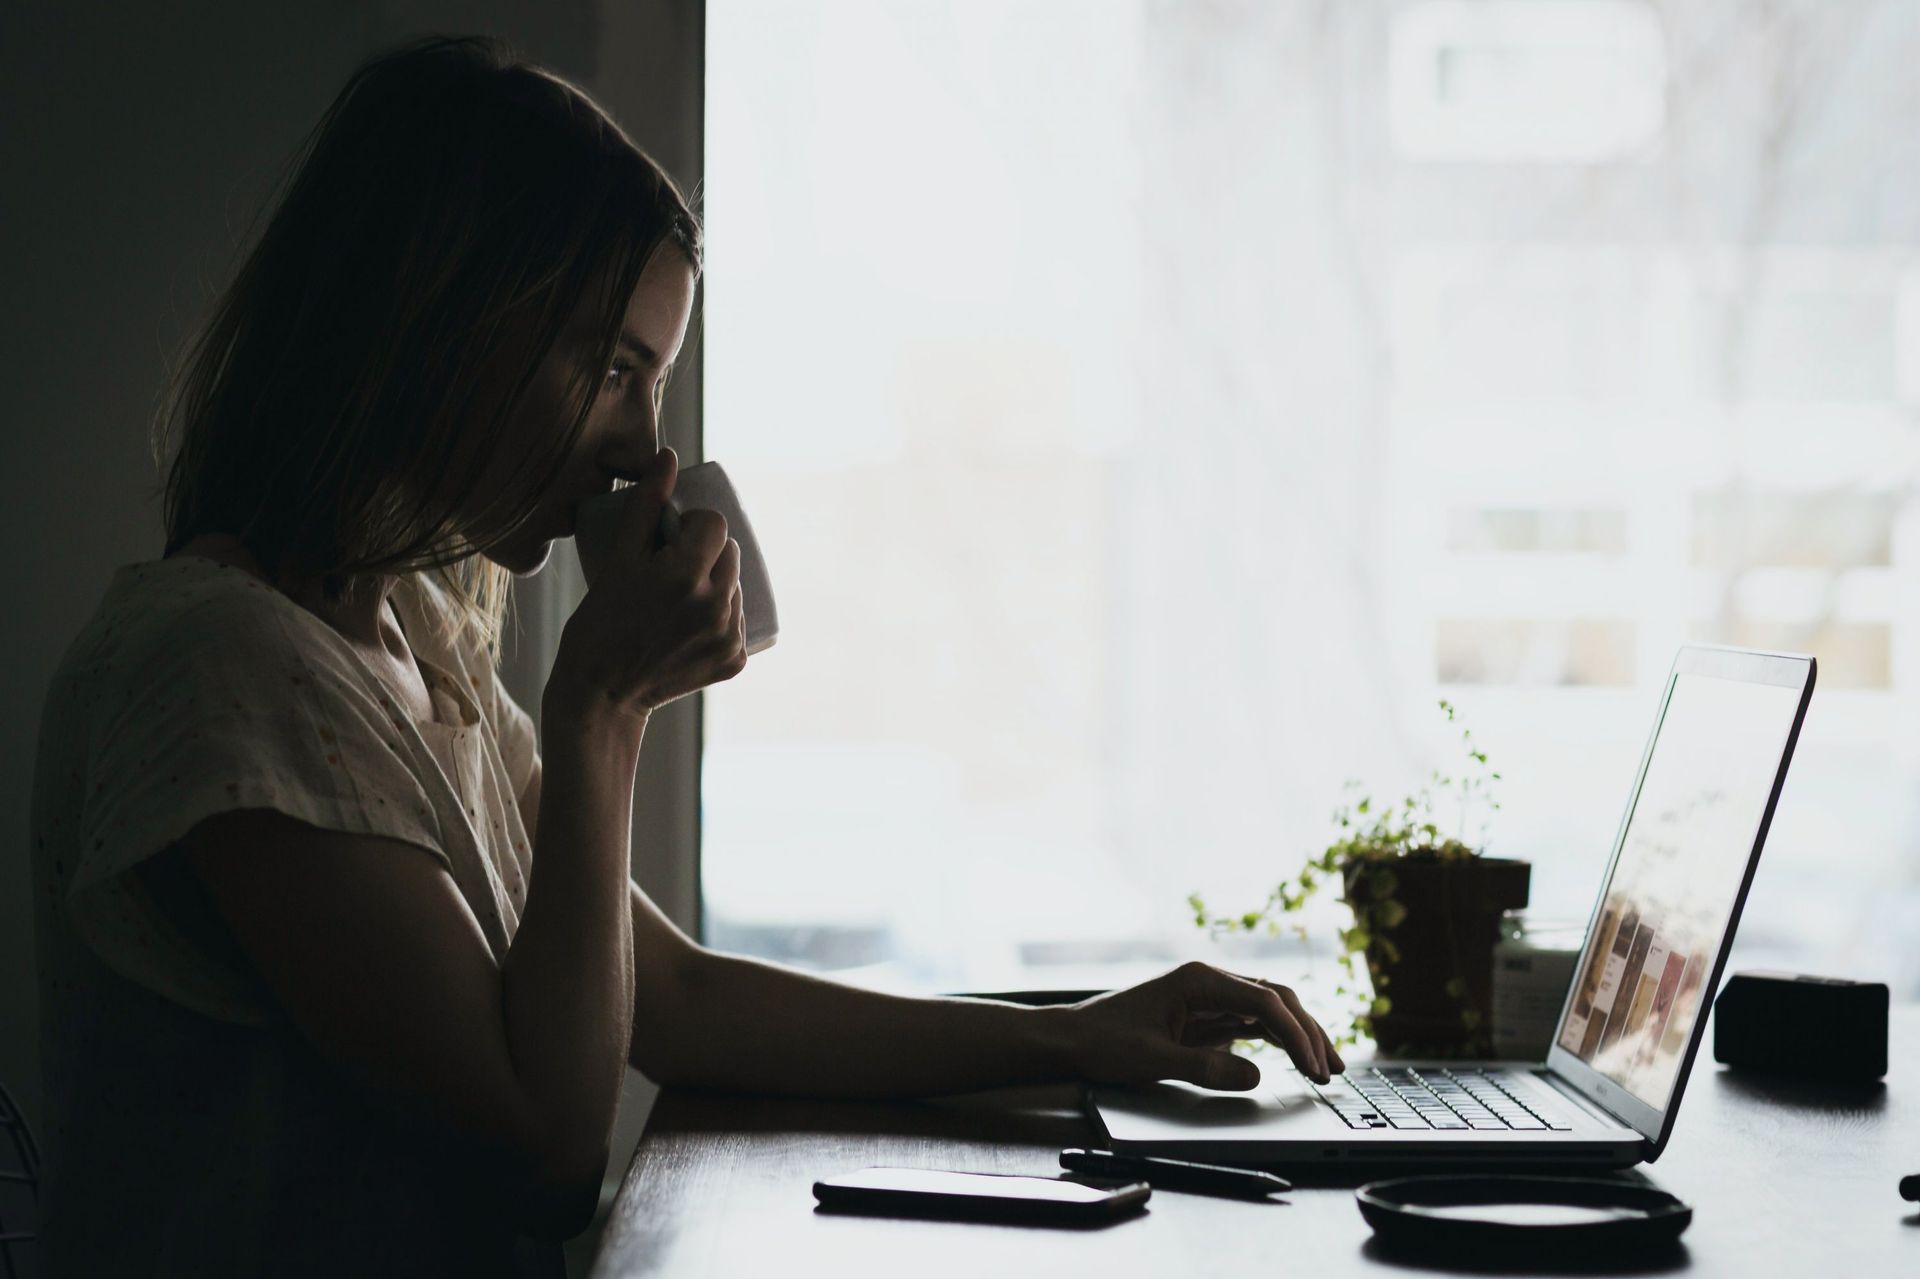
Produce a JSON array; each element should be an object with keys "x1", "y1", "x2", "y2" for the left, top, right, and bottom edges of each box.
[{"x1": 703, "y1": 0, "x2": 1920, "y2": 999}]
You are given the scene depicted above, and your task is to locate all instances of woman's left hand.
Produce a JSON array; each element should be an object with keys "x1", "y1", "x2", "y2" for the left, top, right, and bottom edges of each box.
[{"x1": 1060, "y1": 961, "x2": 1344, "y2": 1090}]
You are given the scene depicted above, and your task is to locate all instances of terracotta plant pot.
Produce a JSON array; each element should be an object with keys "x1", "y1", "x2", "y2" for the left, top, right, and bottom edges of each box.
[{"x1": 1342, "y1": 855, "x2": 1531, "y2": 1057}]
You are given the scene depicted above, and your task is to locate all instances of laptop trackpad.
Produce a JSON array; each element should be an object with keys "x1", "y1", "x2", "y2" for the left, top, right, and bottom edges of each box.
[{"x1": 1093, "y1": 1066, "x2": 1336, "y2": 1142}]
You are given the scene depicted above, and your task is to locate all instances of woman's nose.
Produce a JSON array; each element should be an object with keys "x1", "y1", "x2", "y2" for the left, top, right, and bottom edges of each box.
[{"x1": 600, "y1": 423, "x2": 662, "y2": 479}]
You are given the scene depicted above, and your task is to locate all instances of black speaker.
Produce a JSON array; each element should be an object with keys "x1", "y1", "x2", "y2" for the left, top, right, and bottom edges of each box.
[{"x1": 1712, "y1": 971, "x2": 1888, "y2": 1081}]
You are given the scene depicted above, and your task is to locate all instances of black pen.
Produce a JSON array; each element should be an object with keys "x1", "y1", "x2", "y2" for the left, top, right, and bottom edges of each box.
[{"x1": 1060, "y1": 1148, "x2": 1291, "y2": 1198}]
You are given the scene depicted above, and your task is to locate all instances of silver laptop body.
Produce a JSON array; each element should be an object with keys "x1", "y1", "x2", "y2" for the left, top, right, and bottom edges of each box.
[{"x1": 1088, "y1": 645, "x2": 1816, "y2": 1169}]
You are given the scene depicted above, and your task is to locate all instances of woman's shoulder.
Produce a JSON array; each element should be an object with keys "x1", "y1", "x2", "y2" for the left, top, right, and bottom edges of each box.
[
  {"x1": 54, "y1": 556, "x2": 346, "y2": 709},
  {"x1": 103, "y1": 554, "x2": 313, "y2": 647}
]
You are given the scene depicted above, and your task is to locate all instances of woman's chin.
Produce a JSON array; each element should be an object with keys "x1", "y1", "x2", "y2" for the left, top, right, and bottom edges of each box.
[{"x1": 482, "y1": 536, "x2": 555, "y2": 578}]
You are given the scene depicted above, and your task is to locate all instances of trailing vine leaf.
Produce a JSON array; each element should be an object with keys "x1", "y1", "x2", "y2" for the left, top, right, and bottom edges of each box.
[{"x1": 1185, "y1": 699, "x2": 1502, "y2": 1048}]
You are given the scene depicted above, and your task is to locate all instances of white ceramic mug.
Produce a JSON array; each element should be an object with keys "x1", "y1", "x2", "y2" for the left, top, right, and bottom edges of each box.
[{"x1": 573, "y1": 460, "x2": 779, "y2": 655}]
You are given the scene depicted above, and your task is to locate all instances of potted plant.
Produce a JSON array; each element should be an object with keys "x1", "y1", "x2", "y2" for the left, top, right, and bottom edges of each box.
[{"x1": 1189, "y1": 701, "x2": 1528, "y2": 1057}]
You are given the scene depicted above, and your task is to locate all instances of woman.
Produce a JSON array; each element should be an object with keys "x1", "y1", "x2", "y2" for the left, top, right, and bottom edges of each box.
[{"x1": 28, "y1": 34, "x2": 1340, "y2": 1275}]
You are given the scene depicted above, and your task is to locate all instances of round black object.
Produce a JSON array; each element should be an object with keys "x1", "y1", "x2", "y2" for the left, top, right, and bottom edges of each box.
[{"x1": 1356, "y1": 1175, "x2": 1691, "y2": 1259}]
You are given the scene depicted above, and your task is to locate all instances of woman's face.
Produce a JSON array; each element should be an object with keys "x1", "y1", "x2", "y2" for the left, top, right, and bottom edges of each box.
[{"x1": 477, "y1": 246, "x2": 697, "y2": 576}]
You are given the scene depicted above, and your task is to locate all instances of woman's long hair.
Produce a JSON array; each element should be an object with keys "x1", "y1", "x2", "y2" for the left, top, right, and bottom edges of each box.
[{"x1": 152, "y1": 33, "x2": 701, "y2": 662}]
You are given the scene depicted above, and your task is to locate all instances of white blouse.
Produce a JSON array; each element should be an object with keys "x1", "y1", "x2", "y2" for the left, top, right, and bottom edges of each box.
[{"x1": 30, "y1": 554, "x2": 559, "y2": 1276}]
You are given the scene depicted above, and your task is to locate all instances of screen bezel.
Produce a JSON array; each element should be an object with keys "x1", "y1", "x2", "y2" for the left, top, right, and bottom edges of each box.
[{"x1": 1543, "y1": 644, "x2": 1815, "y2": 1159}]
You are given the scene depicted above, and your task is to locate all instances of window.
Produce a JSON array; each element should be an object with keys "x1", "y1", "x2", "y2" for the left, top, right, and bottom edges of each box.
[
  {"x1": 704, "y1": 0, "x2": 1920, "y2": 1002},
  {"x1": 1388, "y1": 1, "x2": 1666, "y2": 163}
]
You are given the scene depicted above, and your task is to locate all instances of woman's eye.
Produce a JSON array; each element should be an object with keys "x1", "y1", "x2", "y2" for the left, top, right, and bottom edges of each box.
[{"x1": 605, "y1": 362, "x2": 635, "y2": 389}]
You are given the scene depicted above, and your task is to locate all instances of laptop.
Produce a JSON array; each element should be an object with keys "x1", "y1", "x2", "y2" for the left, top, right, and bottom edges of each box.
[{"x1": 1088, "y1": 644, "x2": 1816, "y2": 1169}]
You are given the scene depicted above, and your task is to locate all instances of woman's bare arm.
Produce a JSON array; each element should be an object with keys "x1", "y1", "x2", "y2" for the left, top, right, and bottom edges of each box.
[
  {"x1": 517, "y1": 745, "x2": 1339, "y2": 1102},
  {"x1": 518, "y1": 755, "x2": 1076, "y2": 1094},
  {"x1": 185, "y1": 697, "x2": 644, "y2": 1238},
  {"x1": 180, "y1": 449, "x2": 736, "y2": 1235},
  {"x1": 620, "y1": 880, "x2": 1336, "y2": 1097}
]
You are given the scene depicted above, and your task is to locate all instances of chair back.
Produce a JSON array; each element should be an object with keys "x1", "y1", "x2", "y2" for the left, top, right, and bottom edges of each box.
[{"x1": 0, "y1": 1078, "x2": 40, "y2": 1279}]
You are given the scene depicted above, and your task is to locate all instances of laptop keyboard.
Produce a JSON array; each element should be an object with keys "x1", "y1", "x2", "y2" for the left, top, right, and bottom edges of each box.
[{"x1": 1309, "y1": 1067, "x2": 1576, "y2": 1132}]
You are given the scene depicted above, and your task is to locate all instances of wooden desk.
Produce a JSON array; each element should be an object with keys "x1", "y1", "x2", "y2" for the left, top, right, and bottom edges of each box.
[{"x1": 592, "y1": 1009, "x2": 1920, "y2": 1277}]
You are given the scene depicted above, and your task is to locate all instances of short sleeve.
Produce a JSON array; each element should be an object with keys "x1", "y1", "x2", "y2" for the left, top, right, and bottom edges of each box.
[{"x1": 69, "y1": 588, "x2": 450, "y2": 1024}]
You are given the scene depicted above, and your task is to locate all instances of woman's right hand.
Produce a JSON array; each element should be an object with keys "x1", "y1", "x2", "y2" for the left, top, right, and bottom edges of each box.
[{"x1": 548, "y1": 447, "x2": 747, "y2": 724}]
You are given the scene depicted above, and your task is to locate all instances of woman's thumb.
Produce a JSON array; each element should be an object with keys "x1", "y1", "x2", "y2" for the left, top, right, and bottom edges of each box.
[
  {"x1": 616, "y1": 447, "x2": 679, "y2": 543},
  {"x1": 645, "y1": 446, "x2": 678, "y2": 500},
  {"x1": 1163, "y1": 1046, "x2": 1260, "y2": 1092}
]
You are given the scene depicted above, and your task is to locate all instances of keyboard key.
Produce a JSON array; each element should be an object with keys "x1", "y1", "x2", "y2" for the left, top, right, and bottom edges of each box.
[{"x1": 1323, "y1": 1066, "x2": 1582, "y2": 1136}]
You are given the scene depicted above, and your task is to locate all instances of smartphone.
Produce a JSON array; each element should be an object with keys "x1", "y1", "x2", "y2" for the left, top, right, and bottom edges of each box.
[{"x1": 812, "y1": 1167, "x2": 1150, "y2": 1224}]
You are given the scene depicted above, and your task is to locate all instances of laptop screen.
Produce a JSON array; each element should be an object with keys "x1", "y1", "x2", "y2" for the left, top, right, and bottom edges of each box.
[{"x1": 1553, "y1": 668, "x2": 1804, "y2": 1111}]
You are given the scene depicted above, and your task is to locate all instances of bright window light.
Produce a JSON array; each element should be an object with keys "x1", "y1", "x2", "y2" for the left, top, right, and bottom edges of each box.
[
  {"x1": 703, "y1": 0, "x2": 1920, "y2": 1002},
  {"x1": 1390, "y1": 0, "x2": 1667, "y2": 162}
]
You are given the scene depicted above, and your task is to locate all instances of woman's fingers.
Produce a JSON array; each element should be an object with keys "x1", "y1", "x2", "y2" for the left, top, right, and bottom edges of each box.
[
  {"x1": 609, "y1": 448, "x2": 678, "y2": 546},
  {"x1": 1169, "y1": 966, "x2": 1343, "y2": 1078},
  {"x1": 1185, "y1": 993, "x2": 1341, "y2": 1071},
  {"x1": 1262, "y1": 978, "x2": 1345, "y2": 1075},
  {"x1": 1201, "y1": 968, "x2": 1342, "y2": 1079},
  {"x1": 708, "y1": 536, "x2": 742, "y2": 594},
  {"x1": 1179, "y1": 963, "x2": 1327, "y2": 1083},
  {"x1": 673, "y1": 508, "x2": 731, "y2": 580},
  {"x1": 1182, "y1": 1013, "x2": 1257, "y2": 1048}
]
